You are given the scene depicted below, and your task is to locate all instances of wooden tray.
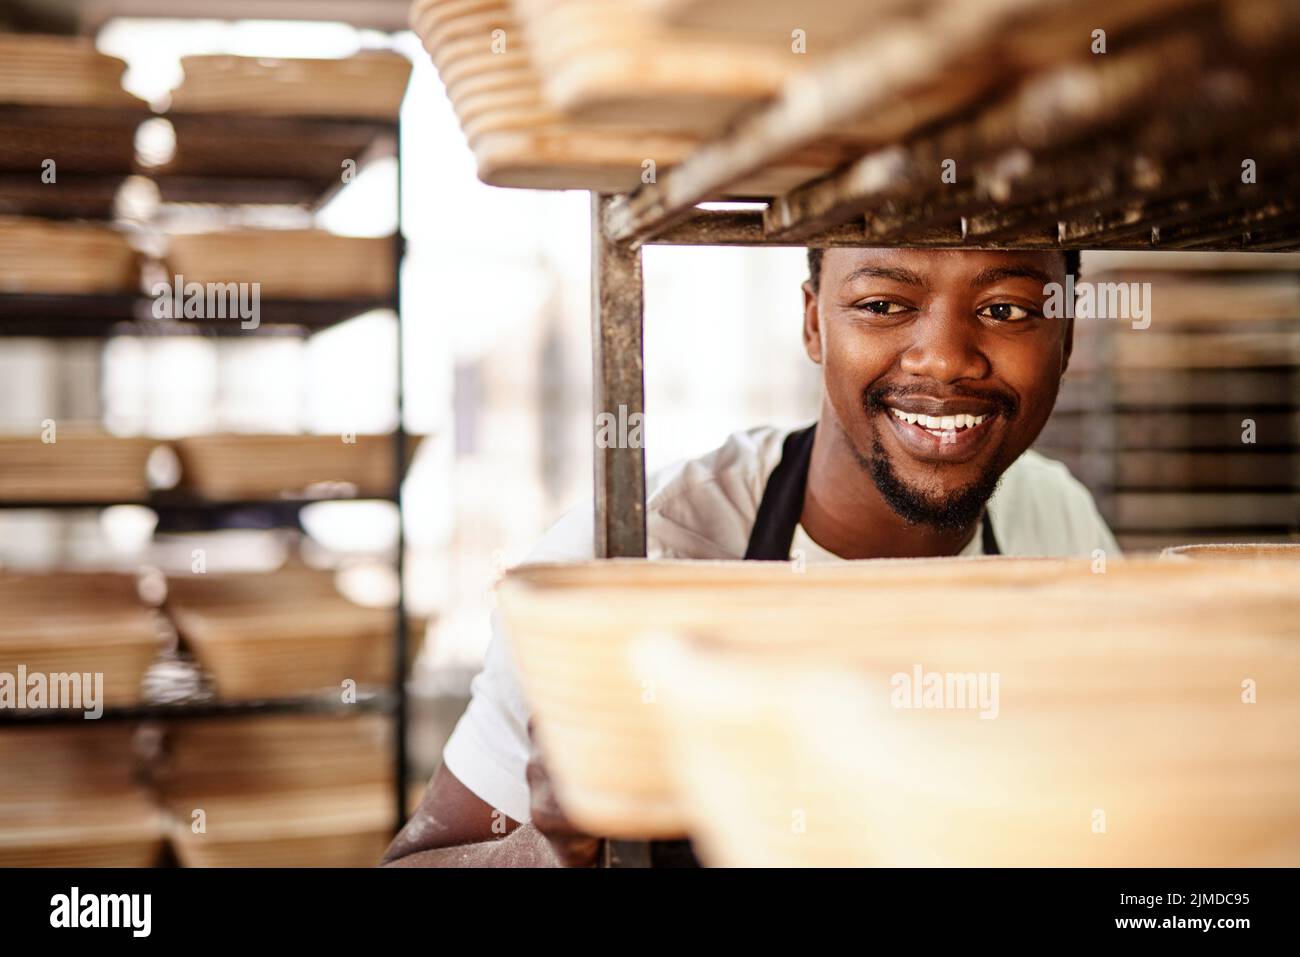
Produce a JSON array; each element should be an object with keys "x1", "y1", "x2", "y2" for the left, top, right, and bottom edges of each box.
[{"x1": 497, "y1": 556, "x2": 1300, "y2": 838}]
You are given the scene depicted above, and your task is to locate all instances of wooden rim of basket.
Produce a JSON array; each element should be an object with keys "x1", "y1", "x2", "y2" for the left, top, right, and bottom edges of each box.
[
  {"x1": 1162, "y1": 542, "x2": 1300, "y2": 560},
  {"x1": 410, "y1": 0, "x2": 503, "y2": 30},
  {"x1": 414, "y1": 6, "x2": 515, "y2": 52}
]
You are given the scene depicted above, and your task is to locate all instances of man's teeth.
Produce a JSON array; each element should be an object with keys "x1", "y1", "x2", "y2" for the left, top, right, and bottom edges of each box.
[{"x1": 889, "y1": 408, "x2": 988, "y2": 431}]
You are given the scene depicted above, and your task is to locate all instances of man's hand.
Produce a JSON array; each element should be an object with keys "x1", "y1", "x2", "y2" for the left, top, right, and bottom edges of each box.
[{"x1": 526, "y1": 720, "x2": 601, "y2": 867}]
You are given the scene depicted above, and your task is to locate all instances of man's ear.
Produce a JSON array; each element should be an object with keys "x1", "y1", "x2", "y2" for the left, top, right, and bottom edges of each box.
[{"x1": 802, "y1": 280, "x2": 823, "y2": 365}]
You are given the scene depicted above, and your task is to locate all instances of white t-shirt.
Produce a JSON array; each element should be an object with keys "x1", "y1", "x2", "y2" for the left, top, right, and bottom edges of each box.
[{"x1": 442, "y1": 423, "x2": 1121, "y2": 824}]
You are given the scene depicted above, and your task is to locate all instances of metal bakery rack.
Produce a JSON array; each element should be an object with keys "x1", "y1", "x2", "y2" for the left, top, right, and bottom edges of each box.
[{"x1": 406, "y1": 0, "x2": 1300, "y2": 865}]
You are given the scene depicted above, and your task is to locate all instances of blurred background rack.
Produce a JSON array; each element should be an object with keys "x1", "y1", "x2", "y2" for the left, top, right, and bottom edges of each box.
[{"x1": 0, "y1": 13, "x2": 421, "y2": 866}]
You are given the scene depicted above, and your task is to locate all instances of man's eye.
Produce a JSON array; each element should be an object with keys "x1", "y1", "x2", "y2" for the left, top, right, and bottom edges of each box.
[
  {"x1": 979, "y1": 303, "x2": 1035, "y2": 321},
  {"x1": 857, "y1": 300, "x2": 906, "y2": 315}
]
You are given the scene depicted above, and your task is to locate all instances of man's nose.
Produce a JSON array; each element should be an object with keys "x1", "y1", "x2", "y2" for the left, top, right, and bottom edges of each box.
[{"x1": 897, "y1": 307, "x2": 989, "y2": 383}]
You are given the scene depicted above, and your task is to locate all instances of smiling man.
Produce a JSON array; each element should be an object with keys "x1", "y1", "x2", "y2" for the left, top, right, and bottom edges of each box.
[{"x1": 384, "y1": 247, "x2": 1119, "y2": 868}]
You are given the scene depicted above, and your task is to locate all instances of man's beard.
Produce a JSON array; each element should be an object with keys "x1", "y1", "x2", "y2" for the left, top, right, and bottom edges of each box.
[
  {"x1": 849, "y1": 383, "x2": 1016, "y2": 532},
  {"x1": 844, "y1": 431, "x2": 1004, "y2": 533}
]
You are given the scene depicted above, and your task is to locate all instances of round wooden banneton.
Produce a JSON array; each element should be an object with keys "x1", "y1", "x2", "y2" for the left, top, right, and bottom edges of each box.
[
  {"x1": 496, "y1": 556, "x2": 1300, "y2": 839},
  {"x1": 411, "y1": 5, "x2": 513, "y2": 51},
  {"x1": 444, "y1": 65, "x2": 540, "y2": 102},
  {"x1": 1162, "y1": 543, "x2": 1300, "y2": 561},
  {"x1": 470, "y1": 127, "x2": 700, "y2": 190},
  {"x1": 409, "y1": 0, "x2": 502, "y2": 34}
]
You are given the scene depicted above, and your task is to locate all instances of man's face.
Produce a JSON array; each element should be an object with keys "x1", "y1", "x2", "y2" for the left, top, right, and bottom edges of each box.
[{"x1": 803, "y1": 248, "x2": 1073, "y2": 530}]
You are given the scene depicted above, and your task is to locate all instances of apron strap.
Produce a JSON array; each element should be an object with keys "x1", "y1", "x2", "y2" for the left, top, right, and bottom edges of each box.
[
  {"x1": 981, "y1": 507, "x2": 1002, "y2": 556},
  {"x1": 744, "y1": 424, "x2": 817, "y2": 560}
]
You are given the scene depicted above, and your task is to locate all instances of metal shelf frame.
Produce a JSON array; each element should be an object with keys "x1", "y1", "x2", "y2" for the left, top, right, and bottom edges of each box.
[
  {"x1": 0, "y1": 688, "x2": 397, "y2": 725},
  {"x1": 0, "y1": 292, "x2": 398, "y2": 338}
]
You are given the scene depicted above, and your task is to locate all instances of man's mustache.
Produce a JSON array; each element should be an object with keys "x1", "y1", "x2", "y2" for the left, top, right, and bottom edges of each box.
[{"x1": 864, "y1": 383, "x2": 1018, "y2": 420}]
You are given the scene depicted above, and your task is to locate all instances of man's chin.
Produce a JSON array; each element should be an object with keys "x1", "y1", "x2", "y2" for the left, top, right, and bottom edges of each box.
[{"x1": 867, "y1": 436, "x2": 1002, "y2": 532}]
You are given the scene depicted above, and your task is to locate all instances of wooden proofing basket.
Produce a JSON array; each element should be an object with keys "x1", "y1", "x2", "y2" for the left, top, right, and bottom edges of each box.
[
  {"x1": 497, "y1": 557, "x2": 1300, "y2": 844},
  {"x1": 639, "y1": 623, "x2": 1300, "y2": 867},
  {"x1": 160, "y1": 713, "x2": 394, "y2": 866},
  {"x1": 166, "y1": 569, "x2": 422, "y2": 701},
  {"x1": 1161, "y1": 542, "x2": 1300, "y2": 561},
  {"x1": 0, "y1": 219, "x2": 139, "y2": 296},
  {"x1": 173, "y1": 433, "x2": 419, "y2": 500},
  {"x1": 166, "y1": 786, "x2": 393, "y2": 867},
  {"x1": 168, "y1": 51, "x2": 411, "y2": 120},
  {"x1": 0, "y1": 725, "x2": 164, "y2": 867},
  {"x1": 0, "y1": 572, "x2": 167, "y2": 709},
  {"x1": 164, "y1": 230, "x2": 395, "y2": 301},
  {"x1": 0, "y1": 429, "x2": 159, "y2": 502}
]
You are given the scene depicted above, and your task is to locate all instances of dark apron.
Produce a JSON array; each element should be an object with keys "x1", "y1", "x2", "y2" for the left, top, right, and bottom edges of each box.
[{"x1": 647, "y1": 423, "x2": 1000, "y2": 867}]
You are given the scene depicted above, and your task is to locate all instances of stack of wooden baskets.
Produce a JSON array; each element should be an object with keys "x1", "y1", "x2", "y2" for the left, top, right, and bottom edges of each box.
[
  {"x1": 159, "y1": 51, "x2": 410, "y2": 190},
  {"x1": 165, "y1": 567, "x2": 418, "y2": 701},
  {"x1": 0, "y1": 724, "x2": 164, "y2": 867},
  {"x1": 411, "y1": 0, "x2": 697, "y2": 190},
  {"x1": 0, "y1": 35, "x2": 147, "y2": 208},
  {"x1": 0, "y1": 217, "x2": 139, "y2": 295},
  {"x1": 159, "y1": 713, "x2": 394, "y2": 867},
  {"x1": 0, "y1": 572, "x2": 166, "y2": 710},
  {"x1": 497, "y1": 552, "x2": 1300, "y2": 865},
  {"x1": 409, "y1": 0, "x2": 1236, "y2": 193},
  {"x1": 408, "y1": 0, "x2": 952, "y2": 191},
  {"x1": 1037, "y1": 262, "x2": 1300, "y2": 551}
]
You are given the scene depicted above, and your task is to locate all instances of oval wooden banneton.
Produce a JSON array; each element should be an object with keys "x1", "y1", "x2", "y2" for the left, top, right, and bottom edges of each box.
[{"x1": 497, "y1": 556, "x2": 1300, "y2": 840}]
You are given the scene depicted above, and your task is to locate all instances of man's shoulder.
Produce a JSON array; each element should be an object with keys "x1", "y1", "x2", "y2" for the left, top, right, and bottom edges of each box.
[
  {"x1": 528, "y1": 424, "x2": 798, "y2": 563},
  {"x1": 993, "y1": 448, "x2": 1118, "y2": 556},
  {"x1": 647, "y1": 424, "x2": 789, "y2": 512},
  {"x1": 645, "y1": 424, "x2": 795, "y2": 559}
]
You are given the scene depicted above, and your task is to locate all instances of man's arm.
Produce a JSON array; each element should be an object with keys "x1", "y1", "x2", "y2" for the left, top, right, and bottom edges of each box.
[
  {"x1": 381, "y1": 729, "x2": 601, "y2": 868},
  {"x1": 381, "y1": 763, "x2": 549, "y2": 866}
]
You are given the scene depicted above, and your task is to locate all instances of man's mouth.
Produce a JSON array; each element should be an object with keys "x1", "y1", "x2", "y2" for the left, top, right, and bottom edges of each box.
[
  {"x1": 886, "y1": 406, "x2": 991, "y2": 438},
  {"x1": 879, "y1": 399, "x2": 1001, "y2": 461}
]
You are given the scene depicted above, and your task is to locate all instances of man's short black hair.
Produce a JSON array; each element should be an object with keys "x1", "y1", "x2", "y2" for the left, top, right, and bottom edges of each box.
[{"x1": 806, "y1": 248, "x2": 1081, "y2": 294}]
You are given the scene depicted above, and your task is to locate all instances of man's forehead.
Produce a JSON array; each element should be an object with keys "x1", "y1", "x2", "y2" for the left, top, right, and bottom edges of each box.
[{"x1": 825, "y1": 247, "x2": 1065, "y2": 279}]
